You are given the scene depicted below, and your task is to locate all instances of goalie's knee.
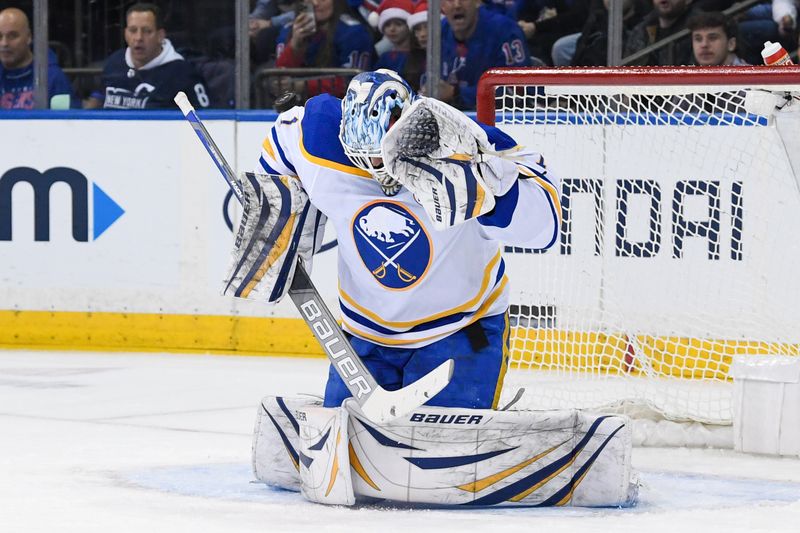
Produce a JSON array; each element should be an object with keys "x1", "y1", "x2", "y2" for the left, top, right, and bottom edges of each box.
[{"x1": 404, "y1": 314, "x2": 508, "y2": 409}]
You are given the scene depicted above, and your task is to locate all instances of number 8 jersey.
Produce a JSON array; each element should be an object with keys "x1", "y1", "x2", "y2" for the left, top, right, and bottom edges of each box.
[{"x1": 100, "y1": 38, "x2": 210, "y2": 110}]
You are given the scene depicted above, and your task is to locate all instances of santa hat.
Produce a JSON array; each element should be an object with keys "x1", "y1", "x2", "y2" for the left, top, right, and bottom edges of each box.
[
  {"x1": 375, "y1": 0, "x2": 414, "y2": 31},
  {"x1": 407, "y1": 2, "x2": 428, "y2": 30}
]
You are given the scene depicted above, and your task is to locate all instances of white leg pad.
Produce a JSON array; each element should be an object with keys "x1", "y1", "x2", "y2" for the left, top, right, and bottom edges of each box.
[
  {"x1": 345, "y1": 401, "x2": 636, "y2": 507},
  {"x1": 252, "y1": 395, "x2": 321, "y2": 491},
  {"x1": 296, "y1": 405, "x2": 355, "y2": 506},
  {"x1": 253, "y1": 396, "x2": 637, "y2": 507}
]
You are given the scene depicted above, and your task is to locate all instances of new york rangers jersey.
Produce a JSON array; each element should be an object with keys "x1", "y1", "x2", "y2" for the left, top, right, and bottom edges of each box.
[
  {"x1": 99, "y1": 39, "x2": 209, "y2": 110},
  {"x1": 258, "y1": 94, "x2": 560, "y2": 348},
  {"x1": 440, "y1": 6, "x2": 531, "y2": 109}
]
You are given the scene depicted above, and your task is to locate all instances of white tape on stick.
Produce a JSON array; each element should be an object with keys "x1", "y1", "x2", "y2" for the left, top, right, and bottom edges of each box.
[{"x1": 174, "y1": 91, "x2": 194, "y2": 116}]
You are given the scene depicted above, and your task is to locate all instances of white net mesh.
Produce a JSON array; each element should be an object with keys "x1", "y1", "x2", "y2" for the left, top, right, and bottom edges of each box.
[{"x1": 486, "y1": 70, "x2": 800, "y2": 424}]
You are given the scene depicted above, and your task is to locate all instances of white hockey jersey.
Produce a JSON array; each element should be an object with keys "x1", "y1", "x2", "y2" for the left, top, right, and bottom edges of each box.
[{"x1": 258, "y1": 94, "x2": 560, "y2": 348}]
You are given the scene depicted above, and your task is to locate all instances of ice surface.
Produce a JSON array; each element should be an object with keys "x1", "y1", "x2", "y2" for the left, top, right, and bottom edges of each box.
[{"x1": 1, "y1": 350, "x2": 799, "y2": 532}]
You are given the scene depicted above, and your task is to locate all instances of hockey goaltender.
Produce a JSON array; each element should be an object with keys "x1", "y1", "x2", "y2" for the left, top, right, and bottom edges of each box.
[{"x1": 222, "y1": 70, "x2": 637, "y2": 507}]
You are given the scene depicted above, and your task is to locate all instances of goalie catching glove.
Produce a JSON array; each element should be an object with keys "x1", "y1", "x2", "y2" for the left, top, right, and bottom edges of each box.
[
  {"x1": 381, "y1": 97, "x2": 521, "y2": 230},
  {"x1": 223, "y1": 172, "x2": 325, "y2": 303}
]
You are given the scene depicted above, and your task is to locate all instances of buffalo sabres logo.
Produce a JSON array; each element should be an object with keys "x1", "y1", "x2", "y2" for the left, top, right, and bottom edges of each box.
[{"x1": 352, "y1": 201, "x2": 431, "y2": 290}]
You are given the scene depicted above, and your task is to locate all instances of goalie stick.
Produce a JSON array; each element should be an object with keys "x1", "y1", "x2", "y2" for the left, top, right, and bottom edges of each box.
[{"x1": 173, "y1": 91, "x2": 454, "y2": 423}]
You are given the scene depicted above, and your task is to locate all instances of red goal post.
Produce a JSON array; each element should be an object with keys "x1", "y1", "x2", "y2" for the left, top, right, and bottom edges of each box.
[{"x1": 477, "y1": 66, "x2": 800, "y2": 425}]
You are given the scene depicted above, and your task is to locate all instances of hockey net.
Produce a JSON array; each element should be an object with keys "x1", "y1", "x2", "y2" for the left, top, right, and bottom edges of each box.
[{"x1": 479, "y1": 67, "x2": 800, "y2": 425}]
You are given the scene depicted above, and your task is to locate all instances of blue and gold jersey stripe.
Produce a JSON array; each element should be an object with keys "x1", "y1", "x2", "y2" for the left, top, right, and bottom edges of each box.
[
  {"x1": 298, "y1": 128, "x2": 371, "y2": 178},
  {"x1": 259, "y1": 155, "x2": 281, "y2": 176},
  {"x1": 341, "y1": 274, "x2": 508, "y2": 346},
  {"x1": 262, "y1": 134, "x2": 277, "y2": 161},
  {"x1": 339, "y1": 250, "x2": 504, "y2": 329},
  {"x1": 339, "y1": 260, "x2": 505, "y2": 335},
  {"x1": 518, "y1": 163, "x2": 562, "y2": 222},
  {"x1": 271, "y1": 127, "x2": 296, "y2": 174}
]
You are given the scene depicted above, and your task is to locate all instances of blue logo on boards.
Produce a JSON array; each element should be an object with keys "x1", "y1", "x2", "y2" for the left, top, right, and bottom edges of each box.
[
  {"x1": 352, "y1": 201, "x2": 431, "y2": 289},
  {"x1": 0, "y1": 166, "x2": 125, "y2": 241}
]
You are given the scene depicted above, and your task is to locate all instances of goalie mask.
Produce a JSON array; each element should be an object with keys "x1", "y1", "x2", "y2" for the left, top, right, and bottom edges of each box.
[{"x1": 339, "y1": 69, "x2": 415, "y2": 196}]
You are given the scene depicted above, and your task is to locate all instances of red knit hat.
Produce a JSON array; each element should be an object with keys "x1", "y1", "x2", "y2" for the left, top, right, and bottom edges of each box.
[
  {"x1": 407, "y1": 1, "x2": 428, "y2": 30},
  {"x1": 376, "y1": 0, "x2": 414, "y2": 31}
]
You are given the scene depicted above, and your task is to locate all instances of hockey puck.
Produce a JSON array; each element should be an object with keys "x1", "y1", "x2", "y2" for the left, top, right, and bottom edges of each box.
[{"x1": 274, "y1": 92, "x2": 302, "y2": 112}]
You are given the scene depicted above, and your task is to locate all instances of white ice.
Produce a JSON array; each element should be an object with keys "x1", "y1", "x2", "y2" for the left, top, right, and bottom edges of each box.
[{"x1": 2, "y1": 350, "x2": 799, "y2": 533}]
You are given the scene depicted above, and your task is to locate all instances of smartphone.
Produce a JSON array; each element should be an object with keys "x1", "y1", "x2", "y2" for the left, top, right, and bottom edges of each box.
[{"x1": 295, "y1": 0, "x2": 316, "y2": 32}]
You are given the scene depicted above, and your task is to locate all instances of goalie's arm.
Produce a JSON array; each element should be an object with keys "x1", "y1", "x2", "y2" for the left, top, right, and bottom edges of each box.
[
  {"x1": 255, "y1": 106, "x2": 328, "y2": 273},
  {"x1": 464, "y1": 123, "x2": 561, "y2": 249},
  {"x1": 382, "y1": 99, "x2": 560, "y2": 240},
  {"x1": 477, "y1": 154, "x2": 562, "y2": 251},
  {"x1": 258, "y1": 106, "x2": 304, "y2": 180}
]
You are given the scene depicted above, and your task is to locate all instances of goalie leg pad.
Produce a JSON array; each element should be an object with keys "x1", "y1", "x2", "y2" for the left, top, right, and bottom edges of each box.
[
  {"x1": 252, "y1": 395, "x2": 321, "y2": 491},
  {"x1": 295, "y1": 405, "x2": 356, "y2": 506},
  {"x1": 345, "y1": 400, "x2": 636, "y2": 507},
  {"x1": 253, "y1": 397, "x2": 356, "y2": 505},
  {"x1": 223, "y1": 172, "x2": 326, "y2": 304},
  {"x1": 254, "y1": 397, "x2": 636, "y2": 507}
]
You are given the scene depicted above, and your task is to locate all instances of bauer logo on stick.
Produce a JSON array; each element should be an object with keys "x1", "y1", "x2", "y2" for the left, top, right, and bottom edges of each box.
[{"x1": 352, "y1": 200, "x2": 431, "y2": 289}]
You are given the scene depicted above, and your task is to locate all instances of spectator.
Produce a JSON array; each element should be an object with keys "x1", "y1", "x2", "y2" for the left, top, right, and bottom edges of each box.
[
  {"x1": 401, "y1": 1, "x2": 430, "y2": 90},
  {"x1": 251, "y1": 0, "x2": 298, "y2": 39},
  {"x1": 86, "y1": 3, "x2": 210, "y2": 109},
  {"x1": 623, "y1": 0, "x2": 696, "y2": 65},
  {"x1": 673, "y1": 12, "x2": 748, "y2": 113},
  {"x1": 0, "y1": 7, "x2": 76, "y2": 110},
  {"x1": 375, "y1": 0, "x2": 414, "y2": 71},
  {"x1": 774, "y1": 0, "x2": 797, "y2": 38},
  {"x1": 250, "y1": 0, "x2": 297, "y2": 65},
  {"x1": 409, "y1": 0, "x2": 431, "y2": 48},
  {"x1": 370, "y1": 0, "x2": 398, "y2": 56},
  {"x1": 517, "y1": 0, "x2": 591, "y2": 65},
  {"x1": 737, "y1": 0, "x2": 796, "y2": 64},
  {"x1": 482, "y1": 0, "x2": 524, "y2": 18},
  {"x1": 432, "y1": 0, "x2": 532, "y2": 109},
  {"x1": 275, "y1": 0, "x2": 374, "y2": 98},
  {"x1": 689, "y1": 11, "x2": 748, "y2": 65},
  {"x1": 567, "y1": 0, "x2": 649, "y2": 66}
]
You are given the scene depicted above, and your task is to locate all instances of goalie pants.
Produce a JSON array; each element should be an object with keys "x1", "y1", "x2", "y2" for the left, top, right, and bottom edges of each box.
[{"x1": 324, "y1": 312, "x2": 509, "y2": 409}]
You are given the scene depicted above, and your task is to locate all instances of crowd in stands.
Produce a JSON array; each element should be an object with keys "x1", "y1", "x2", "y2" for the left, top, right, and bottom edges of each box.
[{"x1": 1, "y1": 0, "x2": 799, "y2": 111}]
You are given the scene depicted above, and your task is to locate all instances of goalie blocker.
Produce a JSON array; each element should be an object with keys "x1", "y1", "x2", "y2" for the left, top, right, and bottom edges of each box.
[
  {"x1": 253, "y1": 396, "x2": 638, "y2": 507},
  {"x1": 222, "y1": 172, "x2": 326, "y2": 303}
]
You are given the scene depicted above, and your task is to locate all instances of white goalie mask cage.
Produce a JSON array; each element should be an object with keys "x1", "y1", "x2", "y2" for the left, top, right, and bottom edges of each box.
[{"x1": 339, "y1": 69, "x2": 415, "y2": 195}]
